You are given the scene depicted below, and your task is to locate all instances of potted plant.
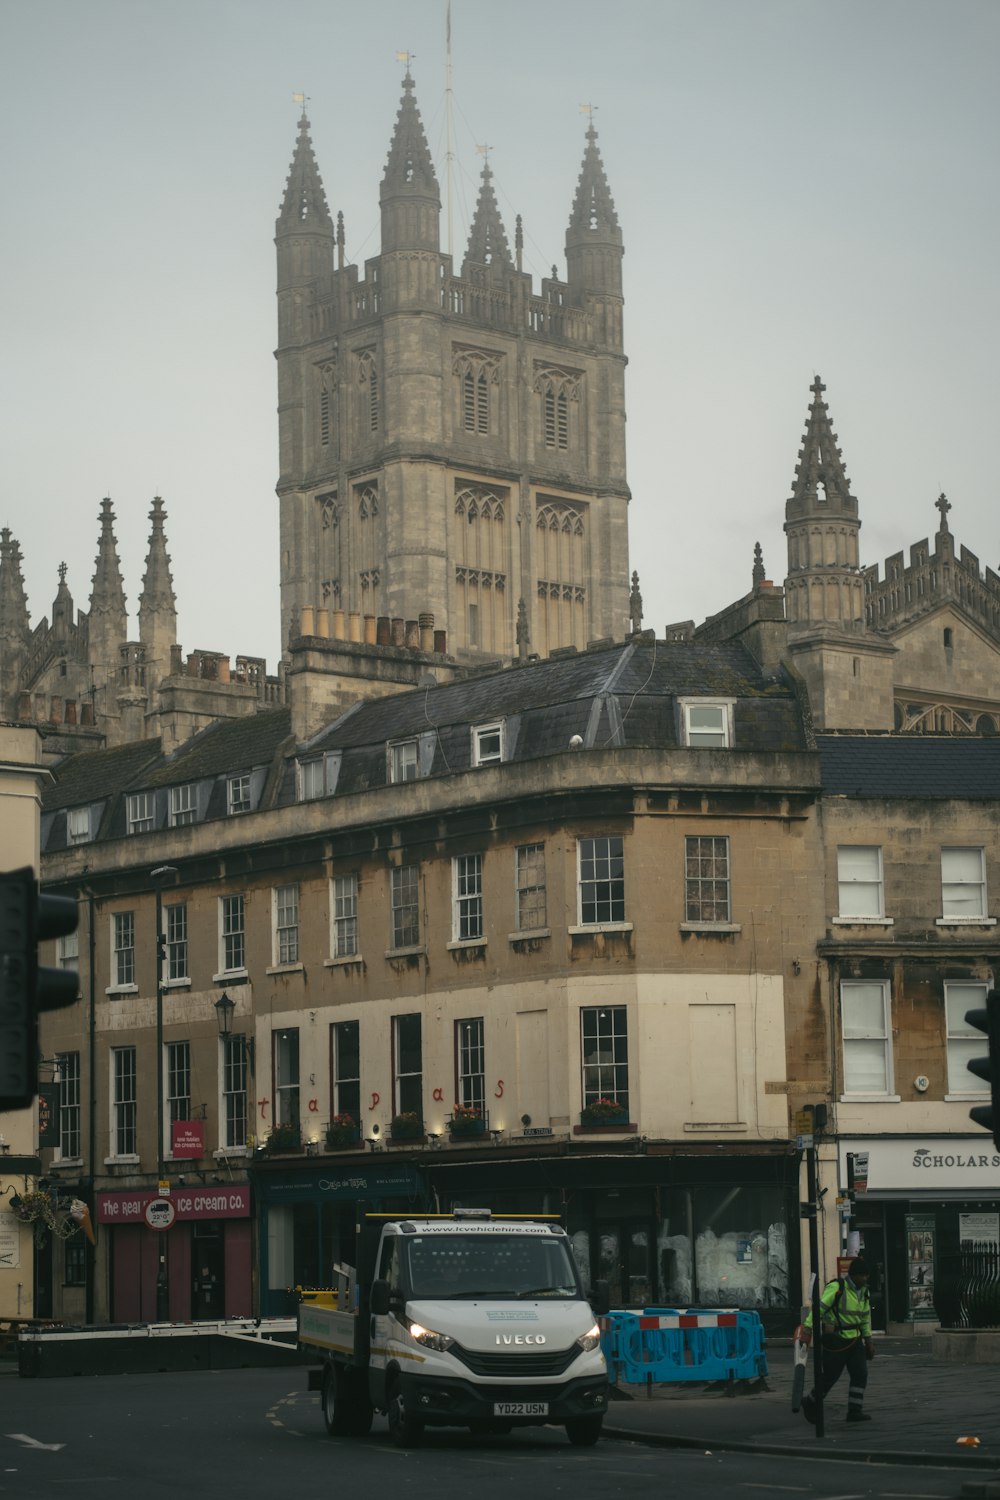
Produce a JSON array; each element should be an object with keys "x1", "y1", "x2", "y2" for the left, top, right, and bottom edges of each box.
[
  {"x1": 580, "y1": 1096, "x2": 628, "y2": 1126},
  {"x1": 266, "y1": 1121, "x2": 302, "y2": 1152},
  {"x1": 448, "y1": 1102, "x2": 487, "y2": 1138},
  {"x1": 325, "y1": 1113, "x2": 361, "y2": 1149},
  {"x1": 389, "y1": 1111, "x2": 423, "y2": 1142}
]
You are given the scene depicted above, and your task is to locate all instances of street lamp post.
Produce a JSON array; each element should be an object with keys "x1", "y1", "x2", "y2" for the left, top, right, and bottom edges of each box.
[{"x1": 151, "y1": 865, "x2": 178, "y2": 1322}]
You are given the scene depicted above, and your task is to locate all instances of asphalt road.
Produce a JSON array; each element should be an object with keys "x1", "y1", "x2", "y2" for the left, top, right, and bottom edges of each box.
[{"x1": 0, "y1": 1367, "x2": 975, "y2": 1499}]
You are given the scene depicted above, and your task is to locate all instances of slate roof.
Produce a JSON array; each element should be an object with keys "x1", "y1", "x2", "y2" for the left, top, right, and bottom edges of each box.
[
  {"x1": 306, "y1": 641, "x2": 806, "y2": 760},
  {"x1": 819, "y1": 736, "x2": 1000, "y2": 799},
  {"x1": 143, "y1": 708, "x2": 292, "y2": 788},
  {"x1": 42, "y1": 739, "x2": 163, "y2": 811}
]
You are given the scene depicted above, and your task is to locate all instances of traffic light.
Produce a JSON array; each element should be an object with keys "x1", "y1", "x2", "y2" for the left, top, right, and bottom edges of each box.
[
  {"x1": 0, "y1": 867, "x2": 79, "y2": 1110},
  {"x1": 966, "y1": 990, "x2": 1000, "y2": 1151}
]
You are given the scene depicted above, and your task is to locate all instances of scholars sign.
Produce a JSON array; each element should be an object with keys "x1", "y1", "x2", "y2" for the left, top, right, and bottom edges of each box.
[{"x1": 840, "y1": 1138, "x2": 1000, "y2": 1193}]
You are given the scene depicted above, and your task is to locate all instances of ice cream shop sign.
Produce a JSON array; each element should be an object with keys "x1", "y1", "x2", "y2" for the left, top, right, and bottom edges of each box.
[{"x1": 97, "y1": 1186, "x2": 251, "y2": 1224}]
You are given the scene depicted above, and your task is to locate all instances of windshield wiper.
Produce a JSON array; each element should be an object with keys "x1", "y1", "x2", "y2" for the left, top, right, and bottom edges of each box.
[{"x1": 517, "y1": 1286, "x2": 573, "y2": 1298}]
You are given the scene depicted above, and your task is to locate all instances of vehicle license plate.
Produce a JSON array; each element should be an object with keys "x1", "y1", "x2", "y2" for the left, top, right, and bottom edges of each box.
[{"x1": 493, "y1": 1402, "x2": 548, "y2": 1416}]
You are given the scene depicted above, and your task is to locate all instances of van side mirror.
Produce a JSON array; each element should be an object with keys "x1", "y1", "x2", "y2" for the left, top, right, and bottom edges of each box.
[
  {"x1": 589, "y1": 1278, "x2": 610, "y2": 1316},
  {"x1": 370, "y1": 1279, "x2": 391, "y2": 1316}
]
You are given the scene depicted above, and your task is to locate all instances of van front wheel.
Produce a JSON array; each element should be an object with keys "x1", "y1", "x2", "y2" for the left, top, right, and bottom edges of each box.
[
  {"x1": 387, "y1": 1379, "x2": 423, "y2": 1447},
  {"x1": 565, "y1": 1415, "x2": 603, "y2": 1447}
]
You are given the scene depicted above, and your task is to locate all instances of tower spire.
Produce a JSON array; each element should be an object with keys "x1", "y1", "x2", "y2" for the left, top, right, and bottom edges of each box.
[
  {"x1": 380, "y1": 69, "x2": 440, "y2": 253},
  {"x1": 276, "y1": 111, "x2": 333, "y2": 233},
  {"x1": 463, "y1": 157, "x2": 512, "y2": 273},
  {"x1": 90, "y1": 498, "x2": 127, "y2": 615},
  {"x1": 783, "y1": 377, "x2": 864, "y2": 634},
  {"x1": 139, "y1": 496, "x2": 177, "y2": 700},
  {"x1": 565, "y1": 114, "x2": 623, "y2": 303},
  {"x1": 0, "y1": 528, "x2": 31, "y2": 715},
  {"x1": 787, "y1": 375, "x2": 856, "y2": 513}
]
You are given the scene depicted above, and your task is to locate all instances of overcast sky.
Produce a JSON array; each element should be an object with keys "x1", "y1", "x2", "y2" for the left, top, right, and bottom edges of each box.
[{"x1": 2, "y1": 0, "x2": 997, "y2": 668}]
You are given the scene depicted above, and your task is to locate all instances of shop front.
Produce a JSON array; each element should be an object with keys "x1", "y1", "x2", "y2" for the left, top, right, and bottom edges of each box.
[
  {"x1": 839, "y1": 1136, "x2": 1000, "y2": 1330},
  {"x1": 96, "y1": 1185, "x2": 253, "y2": 1322},
  {"x1": 251, "y1": 1159, "x2": 427, "y2": 1317}
]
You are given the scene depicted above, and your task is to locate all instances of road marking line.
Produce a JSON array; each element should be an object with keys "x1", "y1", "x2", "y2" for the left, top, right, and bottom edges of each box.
[{"x1": 4, "y1": 1433, "x2": 66, "y2": 1452}]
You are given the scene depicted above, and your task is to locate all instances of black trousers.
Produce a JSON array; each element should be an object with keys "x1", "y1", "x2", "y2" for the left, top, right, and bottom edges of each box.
[{"x1": 810, "y1": 1338, "x2": 869, "y2": 1412}]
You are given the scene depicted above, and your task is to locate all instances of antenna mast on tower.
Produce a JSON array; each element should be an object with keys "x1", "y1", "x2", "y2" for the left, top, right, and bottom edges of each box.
[{"x1": 445, "y1": 2, "x2": 455, "y2": 257}]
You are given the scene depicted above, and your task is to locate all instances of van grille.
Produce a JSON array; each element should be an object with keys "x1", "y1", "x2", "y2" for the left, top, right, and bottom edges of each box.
[{"x1": 450, "y1": 1343, "x2": 578, "y2": 1377}]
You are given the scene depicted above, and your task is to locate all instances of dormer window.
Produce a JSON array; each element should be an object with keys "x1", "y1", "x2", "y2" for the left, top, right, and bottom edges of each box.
[
  {"x1": 297, "y1": 752, "x2": 341, "y2": 801},
  {"x1": 67, "y1": 807, "x2": 91, "y2": 846},
  {"x1": 169, "y1": 784, "x2": 198, "y2": 827},
  {"x1": 228, "y1": 774, "x2": 252, "y2": 815},
  {"x1": 680, "y1": 699, "x2": 733, "y2": 749},
  {"x1": 472, "y1": 721, "x2": 504, "y2": 767},
  {"x1": 389, "y1": 739, "x2": 418, "y2": 784},
  {"x1": 127, "y1": 792, "x2": 155, "y2": 835}
]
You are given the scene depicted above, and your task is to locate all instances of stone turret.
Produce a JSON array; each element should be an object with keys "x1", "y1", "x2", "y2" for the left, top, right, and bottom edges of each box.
[
  {"x1": 380, "y1": 71, "x2": 440, "y2": 257},
  {"x1": 565, "y1": 121, "x2": 624, "y2": 311},
  {"x1": 0, "y1": 529, "x2": 31, "y2": 716},
  {"x1": 88, "y1": 498, "x2": 128, "y2": 719},
  {"x1": 462, "y1": 160, "x2": 512, "y2": 276},
  {"x1": 138, "y1": 496, "x2": 177, "y2": 702}
]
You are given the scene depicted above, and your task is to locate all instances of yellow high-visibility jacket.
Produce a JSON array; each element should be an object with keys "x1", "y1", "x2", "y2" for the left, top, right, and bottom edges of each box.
[{"x1": 804, "y1": 1276, "x2": 872, "y2": 1343}]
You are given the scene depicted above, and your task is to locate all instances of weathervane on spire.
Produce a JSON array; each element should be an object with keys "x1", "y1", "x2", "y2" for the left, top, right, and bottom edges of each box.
[
  {"x1": 291, "y1": 91, "x2": 310, "y2": 117},
  {"x1": 396, "y1": 49, "x2": 416, "y2": 81},
  {"x1": 475, "y1": 143, "x2": 493, "y2": 165},
  {"x1": 579, "y1": 102, "x2": 599, "y2": 134}
]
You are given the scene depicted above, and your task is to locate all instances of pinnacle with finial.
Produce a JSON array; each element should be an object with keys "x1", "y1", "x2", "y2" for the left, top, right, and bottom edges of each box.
[
  {"x1": 629, "y1": 571, "x2": 643, "y2": 632},
  {"x1": 277, "y1": 110, "x2": 333, "y2": 230},
  {"x1": 90, "y1": 497, "x2": 127, "y2": 615},
  {"x1": 752, "y1": 542, "x2": 765, "y2": 587},
  {"x1": 935, "y1": 491, "x2": 951, "y2": 533}
]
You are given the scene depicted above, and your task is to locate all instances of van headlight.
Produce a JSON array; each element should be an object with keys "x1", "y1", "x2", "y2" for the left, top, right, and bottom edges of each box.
[
  {"x1": 409, "y1": 1321, "x2": 455, "y2": 1352},
  {"x1": 576, "y1": 1322, "x2": 602, "y2": 1352}
]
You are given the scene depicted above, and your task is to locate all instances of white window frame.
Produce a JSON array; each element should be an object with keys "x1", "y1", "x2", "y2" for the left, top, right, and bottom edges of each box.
[
  {"x1": 216, "y1": 894, "x2": 247, "y2": 978},
  {"x1": 939, "y1": 847, "x2": 994, "y2": 925},
  {"x1": 332, "y1": 1019, "x2": 361, "y2": 1122},
  {"x1": 67, "y1": 807, "x2": 91, "y2": 845},
  {"x1": 272, "y1": 883, "x2": 300, "y2": 967},
  {"x1": 389, "y1": 739, "x2": 418, "y2": 784},
  {"x1": 835, "y1": 845, "x2": 890, "y2": 924},
  {"x1": 945, "y1": 981, "x2": 991, "y2": 1098},
  {"x1": 683, "y1": 834, "x2": 734, "y2": 927},
  {"x1": 679, "y1": 698, "x2": 733, "y2": 749},
  {"x1": 274, "y1": 1028, "x2": 300, "y2": 1128},
  {"x1": 167, "y1": 1040, "x2": 191, "y2": 1141},
  {"x1": 222, "y1": 1034, "x2": 248, "y2": 1149},
  {"x1": 58, "y1": 929, "x2": 79, "y2": 971},
  {"x1": 581, "y1": 1005, "x2": 630, "y2": 1112},
  {"x1": 471, "y1": 721, "x2": 504, "y2": 767},
  {"x1": 108, "y1": 911, "x2": 137, "y2": 993},
  {"x1": 56, "y1": 1051, "x2": 81, "y2": 1161},
  {"x1": 389, "y1": 864, "x2": 421, "y2": 951},
  {"x1": 457, "y1": 1016, "x2": 485, "y2": 1112},
  {"x1": 164, "y1": 900, "x2": 189, "y2": 984},
  {"x1": 127, "y1": 791, "x2": 155, "y2": 835},
  {"x1": 451, "y1": 854, "x2": 484, "y2": 944},
  {"x1": 393, "y1": 1013, "x2": 422, "y2": 1118},
  {"x1": 840, "y1": 980, "x2": 897, "y2": 1100},
  {"x1": 574, "y1": 835, "x2": 628, "y2": 929},
  {"x1": 228, "y1": 774, "x2": 252, "y2": 815},
  {"x1": 169, "y1": 783, "x2": 198, "y2": 827},
  {"x1": 330, "y1": 873, "x2": 359, "y2": 960},
  {"x1": 514, "y1": 843, "x2": 547, "y2": 933},
  {"x1": 108, "y1": 1046, "x2": 138, "y2": 1161},
  {"x1": 299, "y1": 759, "x2": 325, "y2": 800}
]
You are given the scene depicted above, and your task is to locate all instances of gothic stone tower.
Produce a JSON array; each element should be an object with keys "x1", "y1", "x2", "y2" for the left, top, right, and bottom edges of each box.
[{"x1": 274, "y1": 77, "x2": 630, "y2": 662}]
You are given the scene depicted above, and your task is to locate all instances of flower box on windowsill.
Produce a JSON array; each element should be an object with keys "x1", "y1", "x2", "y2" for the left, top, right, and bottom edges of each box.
[
  {"x1": 265, "y1": 1124, "x2": 302, "y2": 1153},
  {"x1": 325, "y1": 1122, "x2": 362, "y2": 1150},
  {"x1": 389, "y1": 1113, "x2": 424, "y2": 1143},
  {"x1": 577, "y1": 1101, "x2": 631, "y2": 1132},
  {"x1": 448, "y1": 1112, "x2": 487, "y2": 1140}
]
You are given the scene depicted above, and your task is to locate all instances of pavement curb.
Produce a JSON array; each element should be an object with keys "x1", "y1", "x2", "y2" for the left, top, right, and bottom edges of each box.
[{"x1": 602, "y1": 1423, "x2": 1000, "y2": 1472}]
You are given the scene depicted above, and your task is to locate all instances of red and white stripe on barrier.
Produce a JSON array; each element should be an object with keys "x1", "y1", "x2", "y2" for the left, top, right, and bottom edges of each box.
[
  {"x1": 638, "y1": 1312, "x2": 738, "y2": 1330},
  {"x1": 598, "y1": 1309, "x2": 740, "y2": 1331}
]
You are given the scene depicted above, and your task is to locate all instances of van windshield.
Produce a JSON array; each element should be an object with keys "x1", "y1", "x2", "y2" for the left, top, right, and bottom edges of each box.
[{"x1": 403, "y1": 1232, "x2": 580, "y2": 1300}]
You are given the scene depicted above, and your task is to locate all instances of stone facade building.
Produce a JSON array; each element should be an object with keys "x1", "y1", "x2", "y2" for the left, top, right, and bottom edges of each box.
[{"x1": 2, "y1": 67, "x2": 999, "y2": 1338}]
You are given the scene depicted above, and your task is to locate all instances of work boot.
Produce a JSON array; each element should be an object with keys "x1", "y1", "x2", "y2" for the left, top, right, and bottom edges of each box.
[
  {"x1": 846, "y1": 1409, "x2": 872, "y2": 1423},
  {"x1": 801, "y1": 1393, "x2": 816, "y2": 1425}
]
